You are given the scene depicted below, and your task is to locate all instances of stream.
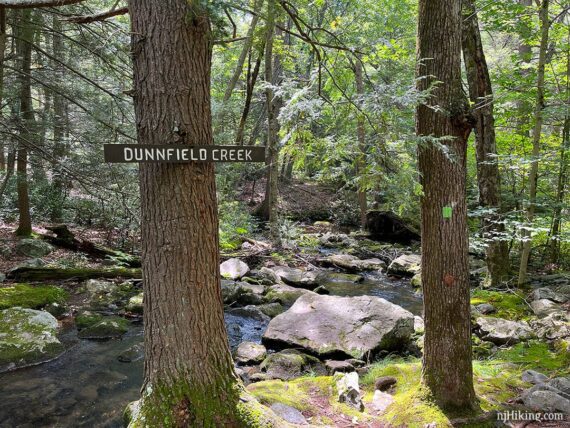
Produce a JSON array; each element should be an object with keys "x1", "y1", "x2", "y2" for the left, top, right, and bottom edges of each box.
[{"x1": 0, "y1": 271, "x2": 421, "y2": 427}]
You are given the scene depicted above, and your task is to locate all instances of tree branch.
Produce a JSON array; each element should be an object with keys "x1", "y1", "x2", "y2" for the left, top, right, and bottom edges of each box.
[
  {"x1": 64, "y1": 6, "x2": 128, "y2": 23},
  {"x1": 0, "y1": 0, "x2": 85, "y2": 9}
]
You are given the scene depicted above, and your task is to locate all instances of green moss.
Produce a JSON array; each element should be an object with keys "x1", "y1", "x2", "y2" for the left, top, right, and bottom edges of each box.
[
  {"x1": 235, "y1": 398, "x2": 276, "y2": 428},
  {"x1": 472, "y1": 361, "x2": 526, "y2": 412},
  {"x1": 471, "y1": 290, "x2": 531, "y2": 320},
  {"x1": 75, "y1": 311, "x2": 104, "y2": 329},
  {"x1": 0, "y1": 284, "x2": 68, "y2": 310},
  {"x1": 247, "y1": 379, "x2": 311, "y2": 411},
  {"x1": 0, "y1": 307, "x2": 64, "y2": 371},
  {"x1": 493, "y1": 341, "x2": 570, "y2": 374},
  {"x1": 77, "y1": 316, "x2": 129, "y2": 339},
  {"x1": 139, "y1": 375, "x2": 248, "y2": 427}
]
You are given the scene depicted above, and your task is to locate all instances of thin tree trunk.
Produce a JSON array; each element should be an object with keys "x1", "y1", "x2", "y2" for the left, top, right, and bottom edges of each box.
[
  {"x1": 15, "y1": 9, "x2": 34, "y2": 237},
  {"x1": 0, "y1": 150, "x2": 15, "y2": 198},
  {"x1": 462, "y1": 0, "x2": 510, "y2": 285},
  {"x1": 222, "y1": 0, "x2": 261, "y2": 103},
  {"x1": 354, "y1": 58, "x2": 367, "y2": 229},
  {"x1": 549, "y1": 37, "x2": 569, "y2": 263},
  {"x1": 235, "y1": 47, "x2": 263, "y2": 145},
  {"x1": 127, "y1": 1, "x2": 245, "y2": 424},
  {"x1": 549, "y1": 120, "x2": 568, "y2": 263},
  {"x1": 0, "y1": 7, "x2": 6, "y2": 171},
  {"x1": 257, "y1": 1, "x2": 282, "y2": 246},
  {"x1": 518, "y1": 0, "x2": 550, "y2": 286},
  {"x1": 416, "y1": 0, "x2": 477, "y2": 409},
  {"x1": 50, "y1": 15, "x2": 67, "y2": 222}
]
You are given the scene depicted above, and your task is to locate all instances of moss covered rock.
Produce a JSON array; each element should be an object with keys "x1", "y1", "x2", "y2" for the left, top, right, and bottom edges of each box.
[
  {"x1": 75, "y1": 310, "x2": 104, "y2": 329},
  {"x1": 77, "y1": 316, "x2": 129, "y2": 340},
  {"x1": 0, "y1": 284, "x2": 68, "y2": 310},
  {"x1": 126, "y1": 292, "x2": 144, "y2": 314},
  {"x1": 15, "y1": 239, "x2": 53, "y2": 258},
  {"x1": 263, "y1": 294, "x2": 414, "y2": 359},
  {"x1": 0, "y1": 307, "x2": 63, "y2": 372},
  {"x1": 264, "y1": 283, "x2": 314, "y2": 306},
  {"x1": 260, "y1": 349, "x2": 326, "y2": 380},
  {"x1": 471, "y1": 289, "x2": 531, "y2": 321}
]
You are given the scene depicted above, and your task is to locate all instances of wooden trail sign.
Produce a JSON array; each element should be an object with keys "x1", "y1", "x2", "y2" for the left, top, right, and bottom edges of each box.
[{"x1": 104, "y1": 144, "x2": 265, "y2": 163}]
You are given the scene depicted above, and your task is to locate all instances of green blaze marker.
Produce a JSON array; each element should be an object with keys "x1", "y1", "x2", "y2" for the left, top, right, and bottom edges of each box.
[{"x1": 442, "y1": 206, "x2": 452, "y2": 219}]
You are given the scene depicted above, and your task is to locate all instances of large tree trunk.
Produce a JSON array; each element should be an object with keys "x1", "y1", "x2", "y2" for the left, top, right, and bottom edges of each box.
[
  {"x1": 15, "y1": 9, "x2": 34, "y2": 237},
  {"x1": 518, "y1": 0, "x2": 550, "y2": 286},
  {"x1": 127, "y1": 1, "x2": 243, "y2": 425},
  {"x1": 416, "y1": 0, "x2": 477, "y2": 410},
  {"x1": 354, "y1": 58, "x2": 367, "y2": 229},
  {"x1": 462, "y1": 0, "x2": 510, "y2": 286}
]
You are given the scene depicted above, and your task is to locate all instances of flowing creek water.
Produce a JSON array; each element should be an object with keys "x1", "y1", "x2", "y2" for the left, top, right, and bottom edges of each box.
[{"x1": 0, "y1": 271, "x2": 422, "y2": 427}]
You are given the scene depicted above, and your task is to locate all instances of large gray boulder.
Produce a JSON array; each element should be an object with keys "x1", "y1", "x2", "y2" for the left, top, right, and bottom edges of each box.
[
  {"x1": 263, "y1": 294, "x2": 414, "y2": 359},
  {"x1": 387, "y1": 254, "x2": 421, "y2": 276},
  {"x1": 522, "y1": 378, "x2": 570, "y2": 414},
  {"x1": 220, "y1": 258, "x2": 250, "y2": 280},
  {"x1": 531, "y1": 299, "x2": 563, "y2": 318},
  {"x1": 530, "y1": 312, "x2": 570, "y2": 341},
  {"x1": 264, "y1": 283, "x2": 315, "y2": 306},
  {"x1": 321, "y1": 254, "x2": 385, "y2": 272},
  {"x1": 15, "y1": 239, "x2": 53, "y2": 258},
  {"x1": 271, "y1": 266, "x2": 319, "y2": 289},
  {"x1": 532, "y1": 287, "x2": 569, "y2": 304},
  {"x1": 475, "y1": 317, "x2": 534, "y2": 345},
  {"x1": 0, "y1": 307, "x2": 63, "y2": 372}
]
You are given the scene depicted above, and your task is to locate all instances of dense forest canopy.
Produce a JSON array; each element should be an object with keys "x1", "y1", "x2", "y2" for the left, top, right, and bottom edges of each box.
[{"x1": 0, "y1": 0, "x2": 568, "y2": 273}]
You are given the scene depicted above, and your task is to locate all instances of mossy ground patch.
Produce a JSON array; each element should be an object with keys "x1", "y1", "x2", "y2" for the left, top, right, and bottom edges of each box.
[
  {"x1": 0, "y1": 284, "x2": 68, "y2": 310},
  {"x1": 471, "y1": 290, "x2": 531, "y2": 320}
]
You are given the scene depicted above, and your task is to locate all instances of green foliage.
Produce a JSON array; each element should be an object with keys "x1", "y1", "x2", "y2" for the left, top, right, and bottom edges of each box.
[
  {"x1": 0, "y1": 284, "x2": 68, "y2": 310},
  {"x1": 219, "y1": 201, "x2": 256, "y2": 250},
  {"x1": 470, "y1": 289, "x2": 531, "y2": 320},
  {"x1": 493, "y1": 341, "x2": 570, "y2": 374}
]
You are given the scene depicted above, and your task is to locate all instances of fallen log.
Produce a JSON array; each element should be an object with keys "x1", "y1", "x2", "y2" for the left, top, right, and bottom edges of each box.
[
  {"x1": 41, "y1": 225, "x2": 141, "y2": 267},
  {"x1": 6, "y1": 266, "x2": 141, "y2": 282}
]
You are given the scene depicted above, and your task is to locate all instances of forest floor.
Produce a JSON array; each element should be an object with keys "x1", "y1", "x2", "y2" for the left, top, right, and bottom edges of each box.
[{"x1": 238, "y1": 178, "x2": 339, "y2": 221}]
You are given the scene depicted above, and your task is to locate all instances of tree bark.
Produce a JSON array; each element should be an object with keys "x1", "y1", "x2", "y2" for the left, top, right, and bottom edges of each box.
[
  {"x1": 235, "y1": 45, "x2": 263, "y2": 145},
  {"x1": 0, "y1": 7, "x2": 6, "y2": 171},
  {"x1": 0, "y1": 150, "x2": 15, "y2": 198},
  {"x1": 126, "y1": 1, "x2": 246, "y2": 425},
  {"x1": 15, "y1": 9, "x2": 34, "y2": 237},
  {"x1": 50, "y1": 15, "x2": 68, "y2": 222},
  {"x1": 518, "y1": 0, "x2": 550, "y2": 286},
  {"x1": 416, "y1": 0, "x2": 477, "y2": 409},
  {"x1": 549, "y1": 118, "x2": 568, "y2": 263},
  {"x1": 0, "y1": 0, "x2": 85, "y2": 8},
  {"x1": 354, "y1": 58, "x2": 367, "y2": 229},
  {"x1": 548, "y1": 32, "x2": 569, "y2": 264},
  {"x1": 462, "y1": 0, "x2": 510, "y2": 285},
  {"x1": 257, "y1": 1, "x2": 282, "y2": 246},
  {"x1": 222, "y1": 0, "x2": 261, "y2": 103}
]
